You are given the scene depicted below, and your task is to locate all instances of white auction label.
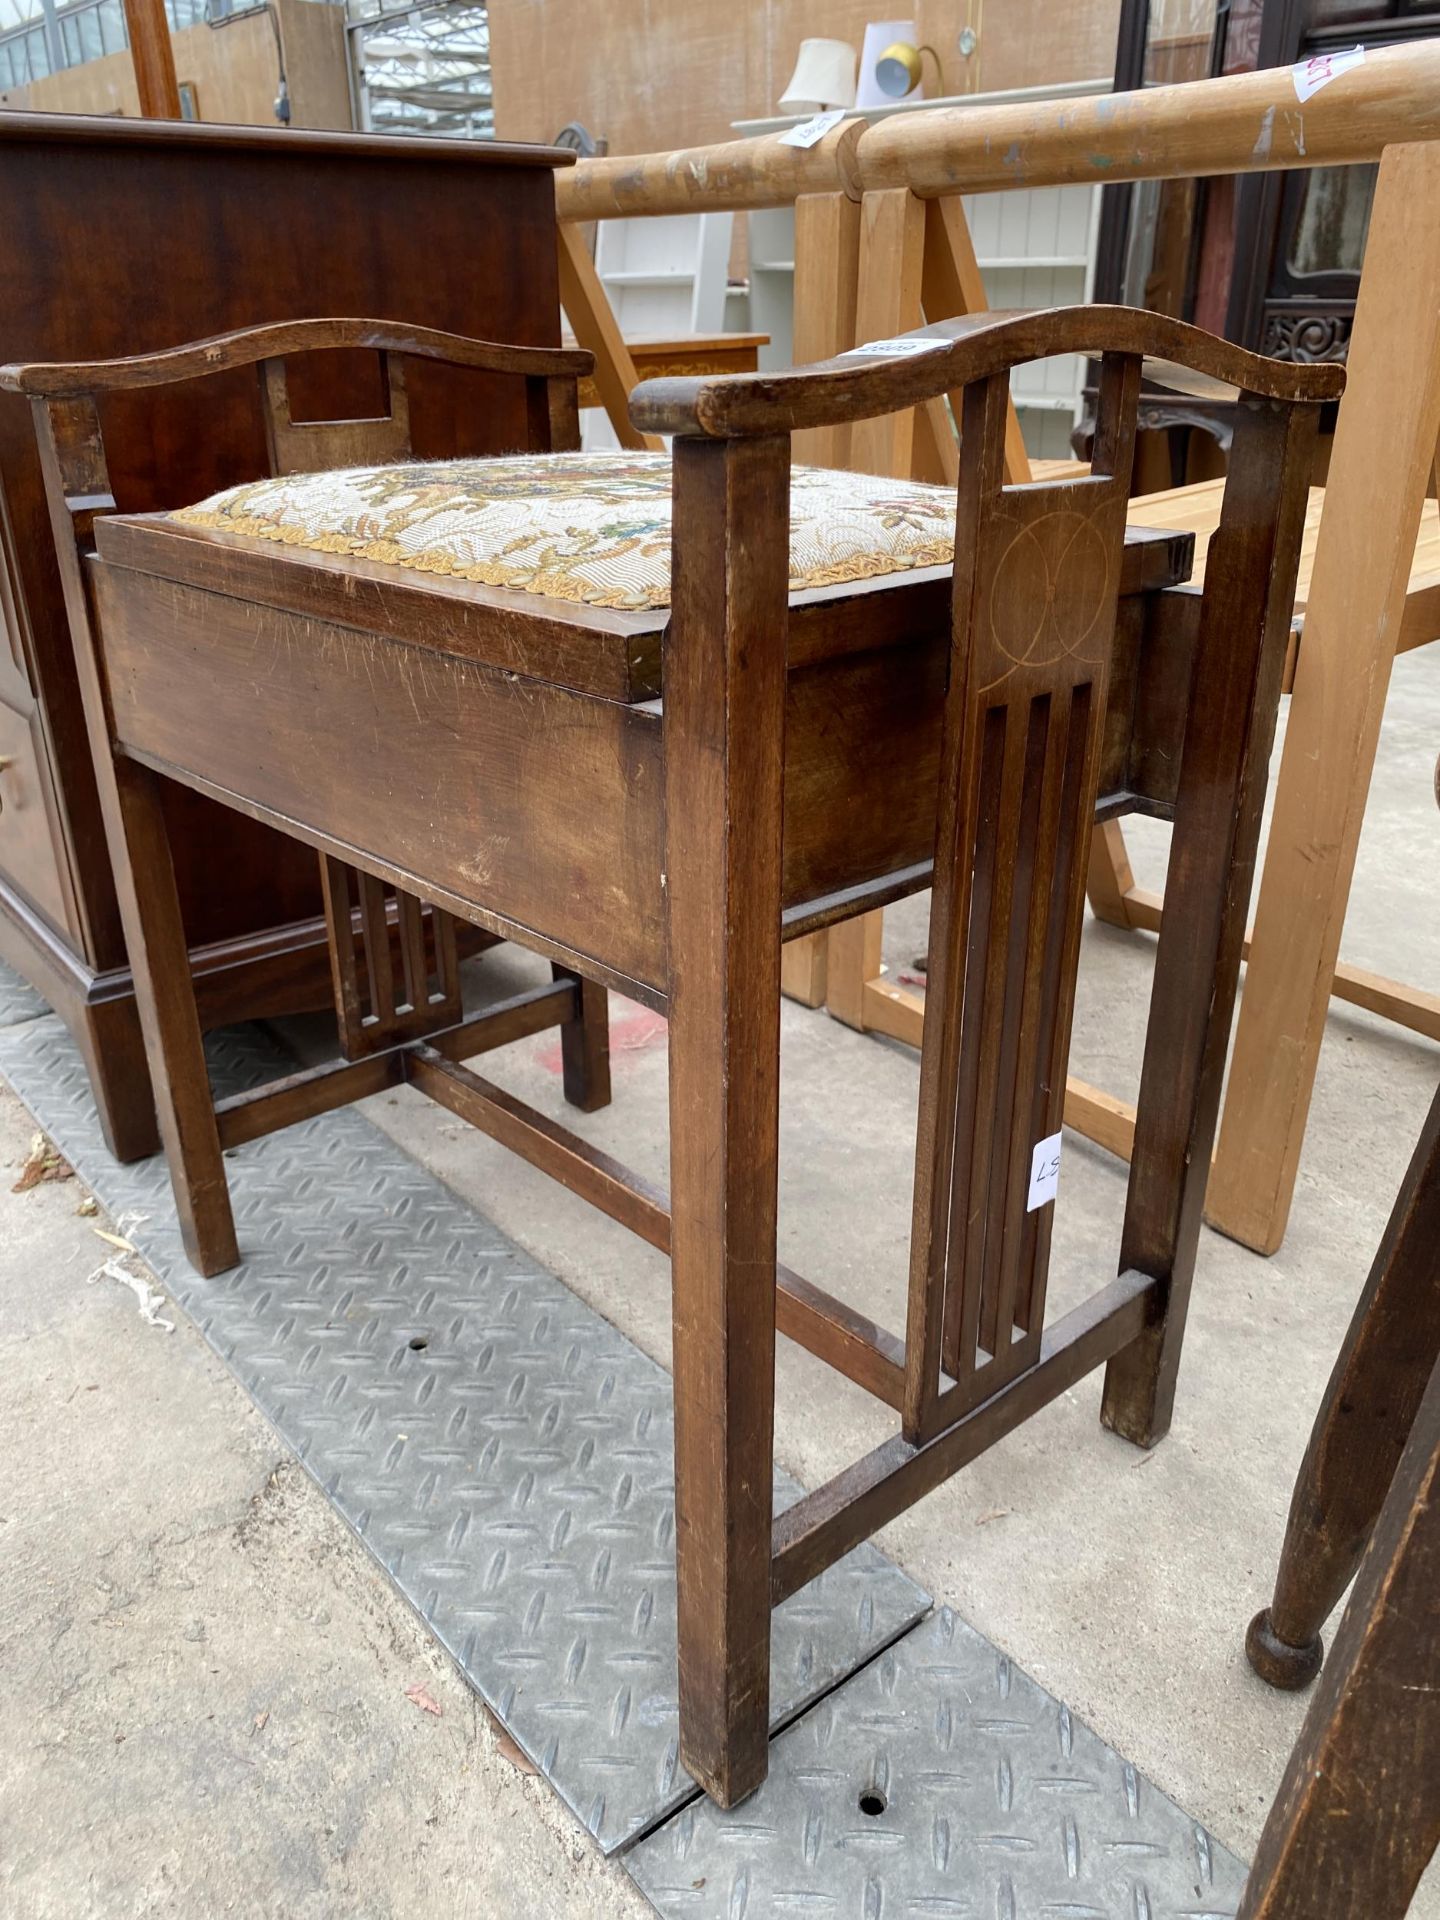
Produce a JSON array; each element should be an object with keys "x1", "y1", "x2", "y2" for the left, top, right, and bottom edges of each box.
[
  {"x1": 1027, "y1": 1132, "x2": 1063, "y2": 1212},
  {"x1": 842, "y1": 335, "x2": 951, "y2": 359},
  {"x1": 1292, "y1": 44, "x2": 1364, "y2": 102},
  {"x1": 777, "y1": 108, "x2": 848, "y2": 149}
]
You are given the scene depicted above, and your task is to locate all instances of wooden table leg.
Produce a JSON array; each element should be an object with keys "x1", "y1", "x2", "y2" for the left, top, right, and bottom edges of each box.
[
  {"x1": 107, "y1": 757, "x2": 239, "y2": 1275},
  {"x1": 550, "y1": 963, "x2": 611, "y2": 1112},
  {"x1": 664, "y1": 433, "x2": 789, "y2": 1805},
  {"x1": 1238, "y1": 1350, "x2": 1440, "y2": 1920},
  {"x1": 1205, "y1": 142, "x2": 1440, "y2": 1255},
  {"x1": 780, "y1": 186, "x2": 864, "y2": 1014},
  {"x1": 1248, "y1": 1080, "x2": 1440, "y2": 1689}
]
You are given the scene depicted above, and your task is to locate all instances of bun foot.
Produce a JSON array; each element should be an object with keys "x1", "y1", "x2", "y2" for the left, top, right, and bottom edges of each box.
[{"x1": 1247, "y1": 1607, "x2": 1324, "y2": 1690}]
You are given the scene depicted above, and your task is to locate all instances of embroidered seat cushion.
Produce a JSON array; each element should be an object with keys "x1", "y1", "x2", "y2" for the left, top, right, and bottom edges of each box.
[{"x1": 171, "y1": 449, "x2": 958, "y2": 613}]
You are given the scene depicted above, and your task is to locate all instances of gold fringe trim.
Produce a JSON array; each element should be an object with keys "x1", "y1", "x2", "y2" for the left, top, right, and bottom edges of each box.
[{"x1": 170, "y1": 506, "x2": 956, "y2": 611}]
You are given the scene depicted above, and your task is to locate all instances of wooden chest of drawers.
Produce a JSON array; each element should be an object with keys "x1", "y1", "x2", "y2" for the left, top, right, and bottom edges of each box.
[{"x1": 0, "y1": 111, "x2": 569, "y2": 1158}]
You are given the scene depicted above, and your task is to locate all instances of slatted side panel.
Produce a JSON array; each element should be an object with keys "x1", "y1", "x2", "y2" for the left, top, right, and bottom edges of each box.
[
  {"x1": 904, "y1": 356, "x2": 1142, "y2": 1446},
  {"x1": 320, "y1": 856, "x2": 463, "y2": 1060}
]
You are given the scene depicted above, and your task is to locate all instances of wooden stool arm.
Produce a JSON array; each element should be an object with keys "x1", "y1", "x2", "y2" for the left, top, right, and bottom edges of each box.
[
  {"x1": 0, "y1": 316, "x2": 594, "y2": 399},
  {"x1": 630, "y1": 306, "x2": 1343, "y2": 442}
]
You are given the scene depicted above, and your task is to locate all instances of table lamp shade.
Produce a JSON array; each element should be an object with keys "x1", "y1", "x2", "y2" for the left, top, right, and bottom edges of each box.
[{"x1": 779, "y1": 38, "x2": 858, "y2": 112}]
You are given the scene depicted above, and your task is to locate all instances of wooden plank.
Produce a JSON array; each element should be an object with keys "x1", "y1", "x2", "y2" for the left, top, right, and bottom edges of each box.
[
  {"x1": 826, "y1": 909, "x2": 882, "y2": 1030},
  {"x1": 1062, "y1": 1079, "x2": 1137, "y2": 1160},
  {"x1": 556, "y1": 222, "x2": 664, "y2": 453},
  {"x1": 792, "y1": 190, "x2": 863, "y2": 470},
  {"x1": 920, "y1": 196, "x2": 1031, "y2": 485},
  {"x1": 848, "y1": 188, "x2": 926, "y2": 480},
  {"x1": 780, "y1": 935, "x2": 828, "y2": 1008},
  {"x1": 121, "y1": 0, "x2": 181, "y2": 118},
  {"x1": 1099, "y1": 884, "x2": 1440, "y2": 1044},
  {"x1": 1206, "y1": 143, "x2": 1440, "y2": 1254}
]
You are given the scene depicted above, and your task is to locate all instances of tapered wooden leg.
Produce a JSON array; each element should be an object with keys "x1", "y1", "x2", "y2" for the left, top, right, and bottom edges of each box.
[
  {"x1": 664, "y1": 433, "x2": 789, "y2": 1806},
  {"x1": 551, "y1": 963, "x2": 611, "y2": 1112},
  {"x1": 1248, "y1": 1081, "x2": 1440, "y2": 1689},
  {"x1": 1102, "y1": 396, "x2": 1319, "y2": 1446},
  {"x1": 1237, "y1": 1353, "x2": 1440, "y2": 1920},
  {"x1": 108, "y1": 757, "x2": 238, "y2": 1274}
]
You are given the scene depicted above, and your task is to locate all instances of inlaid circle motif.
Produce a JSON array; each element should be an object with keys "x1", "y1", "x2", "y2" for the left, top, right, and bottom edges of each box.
[{"x1": 987, "y1": 509, "x2": 1111, "y2": 675}]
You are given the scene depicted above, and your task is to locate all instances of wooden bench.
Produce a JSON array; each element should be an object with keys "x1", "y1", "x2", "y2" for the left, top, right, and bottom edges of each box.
[{"x1": 8, "y1": 306, "x2": 1335, "y2": 1806}]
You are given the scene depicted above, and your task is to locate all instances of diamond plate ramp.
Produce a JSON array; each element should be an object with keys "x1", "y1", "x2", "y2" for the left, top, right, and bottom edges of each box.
[
  {"x1": 0, "y1": 966, "x2": 928, "y2": 1854},
  {"x1": 629, "y1": 1604, "x2": 1247, "y2": 1918},
  {"x1": 0, "y1": 963, "x2": 47, "y2": 1028}
]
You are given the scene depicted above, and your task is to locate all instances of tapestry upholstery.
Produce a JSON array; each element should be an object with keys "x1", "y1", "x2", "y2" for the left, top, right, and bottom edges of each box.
[{"x1": 172, "y1": 450, "x2": 959, "y2": 612}]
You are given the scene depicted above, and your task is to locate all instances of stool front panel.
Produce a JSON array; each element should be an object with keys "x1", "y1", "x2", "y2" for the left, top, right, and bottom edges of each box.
[{"x1": 93, "y1": 562, "x2": 668, "y2": 995}]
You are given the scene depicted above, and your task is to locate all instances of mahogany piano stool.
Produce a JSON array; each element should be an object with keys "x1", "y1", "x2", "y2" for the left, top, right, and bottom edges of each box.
[{"x1": 4, "y1": 308, "x2": 1340, "y2": 1808}]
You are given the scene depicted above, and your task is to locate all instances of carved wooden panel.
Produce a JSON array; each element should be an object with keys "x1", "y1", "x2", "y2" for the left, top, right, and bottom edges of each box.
[
  {"x1": 903, "y1": 353, "x2": 1142, "y2": 1445},
  {"x1": 260, "y1": 354, "x2": 412, "y2": 476}
]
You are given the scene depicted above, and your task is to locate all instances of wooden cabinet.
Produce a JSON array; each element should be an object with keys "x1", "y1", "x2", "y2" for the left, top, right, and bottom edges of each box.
[{"x1": 0, "y1": 111, "x2": 569, "y2": 1159}]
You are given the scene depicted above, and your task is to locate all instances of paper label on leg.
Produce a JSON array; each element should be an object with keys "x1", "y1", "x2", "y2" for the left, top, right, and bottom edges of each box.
[{"x1": 1027, "y1": 1132, "x2": 1062, "y2": 1211}]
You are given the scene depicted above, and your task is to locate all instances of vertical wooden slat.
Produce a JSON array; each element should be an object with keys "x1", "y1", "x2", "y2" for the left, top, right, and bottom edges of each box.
[
  {"x1": 546, "y1": 375, "x2": 582, "y2": 453},
  {"x1": 986, "y1": 688, "x2": 1071, "y2": 1366},
  {"x1": 964, "y1": 701, "x2": 1032, "y2": 1360},
  {"x1": 432, "y1": 905, "x2": 460, "y2": 1008},
  {"x1": 938, "y1": 703, "x2": 1007, "y2": 1383},
  {"x1": 1021, "y1": 685, "x2": 1100, "y2": 1334},
  {"x1": 320, "y1": 857, "x2": 364, "y2": 1043},
  {"x1": 396, "y1": 889, "x2": 427, "y2": 1013},
  {"x1": 357, "y1": 872, "x2": 393, "y2": 1027}
]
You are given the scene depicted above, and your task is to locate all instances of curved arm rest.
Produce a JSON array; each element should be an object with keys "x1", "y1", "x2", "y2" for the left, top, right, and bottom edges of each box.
[
  {"x1": 0, "y1": 317, "x2": 594, "y2": 399},
  {"x1": 630, "y1": 306, "x2": 1344, "y2": 441}
]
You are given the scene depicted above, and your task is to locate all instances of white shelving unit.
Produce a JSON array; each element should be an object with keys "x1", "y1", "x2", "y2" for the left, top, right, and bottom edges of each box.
[
  {"x1": 733, "y1": 79, "x2": 1108, "y2": 461},
  {"x1": 583, "y1": 211, "x2": 735, "y2": 449}
]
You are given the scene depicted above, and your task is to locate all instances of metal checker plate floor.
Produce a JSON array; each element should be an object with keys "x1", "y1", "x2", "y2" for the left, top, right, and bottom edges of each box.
[
  {"x1": 0, "y1": 963, "x2": 1251, "y2": 1917},
  {"x1": 629, "y1": 1605, "x2": 1247, "y2": 1919},
  {"x1": 0, "y1": 974, "x2": 927, "y2": 1855}
]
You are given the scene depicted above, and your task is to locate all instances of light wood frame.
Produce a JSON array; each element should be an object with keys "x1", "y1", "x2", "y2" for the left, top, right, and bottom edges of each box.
[{"x1": 553, "y1": 44, "x2": 1440, "y2": 1254}]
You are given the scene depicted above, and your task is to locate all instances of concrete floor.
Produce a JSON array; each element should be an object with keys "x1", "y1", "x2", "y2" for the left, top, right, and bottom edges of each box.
[{"x1": 1, "y1": 643, "x2": 1437, "y2": 1918}]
